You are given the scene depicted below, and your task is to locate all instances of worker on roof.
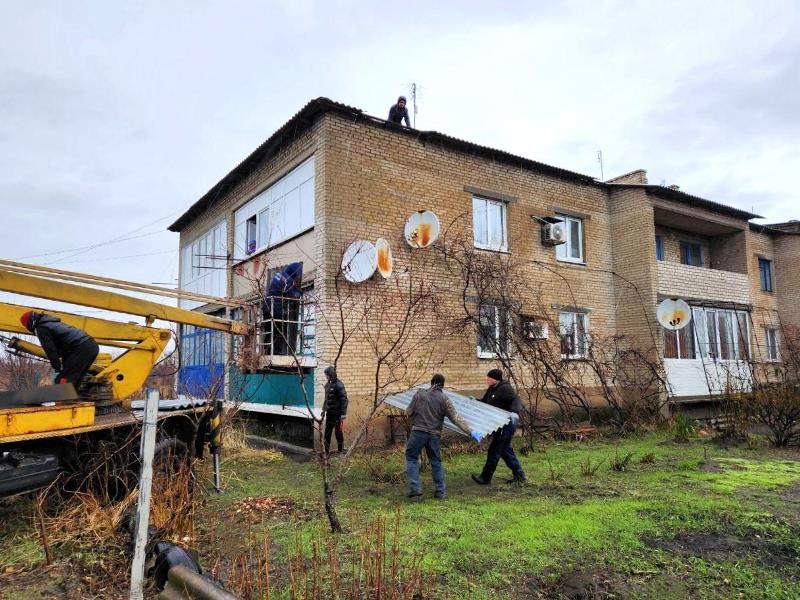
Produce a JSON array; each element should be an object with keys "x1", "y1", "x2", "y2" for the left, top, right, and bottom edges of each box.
[
  {"x1": 19, "y1": 311, "x2": 99, "y2": 387},
  {"x1": 471, "y1": 369, "x2": 527, "y2": 485},
  {"x1": 405, "y1": 373, "x2": 482, "y2": 500},
  {"x1": 387, "y1": 95, "x2": 411, "y2": 127}
]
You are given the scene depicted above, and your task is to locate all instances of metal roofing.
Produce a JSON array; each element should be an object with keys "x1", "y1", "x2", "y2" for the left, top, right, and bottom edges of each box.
[
  {"x1": 130, "y1": 398, "x2": 209, "y2": 412},
  {"x1": 608, "y1": 183, "x2": 762, "y2": 220},
  {"x1": 384, "y1": 386, "x2": 512, "y2": 438},
  {"x1": 169, "y1": 96, "x2": 768, "y2": 233},
  {"x1": 168, "y1": 97, "x2": 597, "y2": 232}
]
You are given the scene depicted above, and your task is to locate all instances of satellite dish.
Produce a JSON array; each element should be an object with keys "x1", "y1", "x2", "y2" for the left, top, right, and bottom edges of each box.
[
  {"x1": 341, "y1": 240, "x2": 378, "y2": 283},
  {"x1": 657, "y1": 298, "x2": 692, "y2": 330},
  {"x1": 404, "y1": 210, "x2": 440, "y2": 248},
  {"x1": 375, "y1": 238, "x2": 393, "y2": 278}
]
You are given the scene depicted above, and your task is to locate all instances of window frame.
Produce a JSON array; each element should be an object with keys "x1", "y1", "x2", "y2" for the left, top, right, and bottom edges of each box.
[
  {"x1": 764, "y1": 327, "x2": 779, "y2": 362},
  {"x1": 655, "y1": 235, "x2": 665, "y2": 261},
  {"x1": 555, "y1": 214, "x2": 584, "y2": 264},
  {"x1": 667, "y1": 306, "x2": 752, "y2": 362},
  {"x1": 559, "y1": 311, "x2": 589, "y2": 359},
  {"x1": 472, "y1": 196, "x2": 508, "y2": 252},
  {"x1": 476, "y1": 304, "x2": 512, "y2": 358},
  {"x1": 758, "y1": 258, "x2": 774, "y2": 292},
  {"x1": 679, "y1": 240, "x2": 702, "y2": 267}
]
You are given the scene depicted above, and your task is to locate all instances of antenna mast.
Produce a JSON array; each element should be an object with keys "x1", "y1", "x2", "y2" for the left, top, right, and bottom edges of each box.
[
  {"x1": 410, "y1": 82, "x2": 418, "y2": 128},
  {"x1": 597, "y1": 149, "x2": 604, "y2": 181}
]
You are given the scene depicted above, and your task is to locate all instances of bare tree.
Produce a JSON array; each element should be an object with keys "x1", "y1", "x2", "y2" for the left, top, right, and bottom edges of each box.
[{"x1": 0, "y1": 336, "x2": 51, "y2": 391}]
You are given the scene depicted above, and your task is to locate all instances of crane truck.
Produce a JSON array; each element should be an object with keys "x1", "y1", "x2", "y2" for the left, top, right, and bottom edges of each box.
[{"x1": 0, "y1": 258, "x2": 274, "y2": 497}]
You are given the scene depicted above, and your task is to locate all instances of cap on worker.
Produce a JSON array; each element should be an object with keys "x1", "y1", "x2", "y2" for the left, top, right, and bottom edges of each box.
[
  {"x1": 19, "y1": 310, "x2": 34, "y2": 331},
  {"x1": 486, "y1": 368, "x2": 503, "y2": 382},
  {"x1": 324, "y1": 366, "x2": 336, "y2": 379},
  {"x1": 430, "y1": 373, "x2": 445, "y2": 387}
]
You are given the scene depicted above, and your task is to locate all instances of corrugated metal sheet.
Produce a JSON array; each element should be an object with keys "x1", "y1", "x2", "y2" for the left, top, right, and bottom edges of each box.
[
  {"x1": 130, "y1": 398, "x2": 209, "y2": 412},
  {"x1": 384, "y1": 386, "x2": 512, "y2": 438}
]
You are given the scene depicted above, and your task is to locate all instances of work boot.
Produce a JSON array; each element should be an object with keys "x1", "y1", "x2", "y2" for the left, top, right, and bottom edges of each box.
[
  {"x1": 407, "y1": 490, "x2": 422, "y2": 499},
  {"x1": 505, "y1": 473, "x2": 527, "y2": 484},
  {"x1": 434, "y1": 492, "x2": 447, "y2": 500},
  {"x1": 471, "y1": 473, "x2": 490, "y2": 485}
]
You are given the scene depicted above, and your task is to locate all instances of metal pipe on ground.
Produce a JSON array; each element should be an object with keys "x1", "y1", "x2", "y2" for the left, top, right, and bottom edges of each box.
[{"x1": 157, "y1": 566, "x2": 240, "y2": 600}]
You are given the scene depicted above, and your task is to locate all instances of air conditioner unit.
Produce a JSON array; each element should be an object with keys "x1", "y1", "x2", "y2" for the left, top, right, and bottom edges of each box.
[{"x1": 541, "y1": 222, "x2": 567, "y2": 246}]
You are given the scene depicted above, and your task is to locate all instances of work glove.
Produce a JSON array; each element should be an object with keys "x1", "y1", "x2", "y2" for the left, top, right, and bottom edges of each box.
[
  {"x1": 470, "y1": 430, "x2": 483, "y2": 443},
  {"x1": 510, "y1": 412, "x2": 520, "y2": 426}
]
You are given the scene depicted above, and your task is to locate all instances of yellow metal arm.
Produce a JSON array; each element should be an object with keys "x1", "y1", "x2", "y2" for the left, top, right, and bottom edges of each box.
[
  {"x1": 0, "y1": 270, "x2": 247, "y2": 335},
  {"x1": 0, "y1": 301, "x2": 171, "y2": 405}
]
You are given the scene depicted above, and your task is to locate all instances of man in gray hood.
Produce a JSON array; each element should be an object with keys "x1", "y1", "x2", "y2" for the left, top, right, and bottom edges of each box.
[
  {"x1": 405, "y1": 373, "x2": 482, "y2": 499},
  {"x1": 20, "y1": 310, "x2": 99, "y2": 387}
]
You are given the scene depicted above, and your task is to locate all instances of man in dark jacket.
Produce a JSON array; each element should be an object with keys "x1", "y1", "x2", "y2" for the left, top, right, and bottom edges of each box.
[
  {"x1": 322, "y1": 366, "x2": 348, "y2": 454},
  {"x1": 405, "y1": 374, "x2": 482, "y2": 499},
  {"x1": 387, "y1": 96, "x2": 411, "y2": 127},
  {"x1": 472, "y1": 369, "x2": 527, "y2": 485},
  {"x1": 20, "y1": 311, "x2": 99, "y2": 386}
]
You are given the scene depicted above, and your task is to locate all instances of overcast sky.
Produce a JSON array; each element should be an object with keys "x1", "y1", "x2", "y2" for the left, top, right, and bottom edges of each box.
[{"x1": 1, "y1": 1, "x2": 798, "y2": 314}]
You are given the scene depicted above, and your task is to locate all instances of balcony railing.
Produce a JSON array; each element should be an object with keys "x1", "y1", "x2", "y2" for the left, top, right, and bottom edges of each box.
[
  {"x1": 657, "y1": 262, "x2": 750, "y2": 305},
  {"x1": 237, "y1": 297, "x2": 316, "y2": 371}
]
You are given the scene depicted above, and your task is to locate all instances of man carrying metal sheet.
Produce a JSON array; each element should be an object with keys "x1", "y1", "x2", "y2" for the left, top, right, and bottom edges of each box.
[
  {"x1": 472, "y1": 369, "x2": 527, "y2": 485},
  {"x1": 405, "y1": 373, "x2": 482, "y2": 499}
]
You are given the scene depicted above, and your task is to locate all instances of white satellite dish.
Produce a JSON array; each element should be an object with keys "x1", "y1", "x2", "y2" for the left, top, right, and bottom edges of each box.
[
  {"x1": 657, "y1": 298, "x2": 692, "y2": 330},
  {"x1": 404, "y1": 210, "x2": 441, "y2": 248},
  {"x1": 341, "y1": 240, "x2": 378, "y2": 283},
  {"x1": 375, "y1": 238, "x2": 393, "y2": 278}
]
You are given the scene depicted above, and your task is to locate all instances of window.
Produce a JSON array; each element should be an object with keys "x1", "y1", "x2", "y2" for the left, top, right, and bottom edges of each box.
[
  {"x1": 655, "y1": 236, "x2": 664, "y2": 261},
  {"x1": 764, "y1": 328, "x2": 779, "y2": 361},
  {"x1": 245, "y1": 216, "x2": 257, "y2": 254},
  {"x1": 477, "y1": 304, "x2": 511, "y2": 357},
  {"x1": 668, "y1": 307, "x2": 751, "y2": 361},
  {"x1": 555, "y1": 215, "x2": 584, "y2": 263},
  {"x1": 559, "y1": 311, "x2": 588, "y2": 358},
  {"x1": 472, "y1": 196, "x2": 507, "y2": 251},
  {"x1": 663, "y1": 322, "x2": 695, "y2": 359},
  {"x1": 179, "y1": 221, "x2": 227, "y2": 309},
  {"x1": 522, "y1": 316, "x2": 548, "y2": 340},
  {"x1": 759, "y1": 258, "x2": 774, "y2": 292},
  {"x1": 679, "y1": 241, "x2": 702, "y2": 267},
  {"x1": 233, "y1": 157, "x2": 315, "y2": 260}
]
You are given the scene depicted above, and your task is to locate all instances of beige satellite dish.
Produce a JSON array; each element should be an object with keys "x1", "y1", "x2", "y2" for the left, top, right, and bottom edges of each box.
[
  {"x1": 657, "y1": 298, "x2": 692, "y2": 330},
  {"x1": 375, "y1": 238, "x2": 393, "y2": 278},
  {"x1": 341, "y1": 240, "x2": 378, "y2": 283},
  {"x1": 404, "y1": 210, "x2": 440, "y2": 248}
]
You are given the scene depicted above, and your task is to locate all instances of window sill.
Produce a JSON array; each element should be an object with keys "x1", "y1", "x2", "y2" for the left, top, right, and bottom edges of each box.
[
  {"x1": 474, "y1": 244, "x2": 510, "y2": 255},
  {"x1": 556, "y1": 259, "x2": 587, "y2": 267},
  {"x1": 561, "y1": 355, "x2": 589, "y2": 362}
]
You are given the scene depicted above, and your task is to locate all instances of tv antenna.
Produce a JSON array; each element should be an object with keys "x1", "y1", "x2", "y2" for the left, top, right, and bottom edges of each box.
[
  {"x1": 410, "y1": 82, "x2": 419, "y2": 128},
  {"x1": 597, "y1": 149, "x2": 604, "y2": 181}
]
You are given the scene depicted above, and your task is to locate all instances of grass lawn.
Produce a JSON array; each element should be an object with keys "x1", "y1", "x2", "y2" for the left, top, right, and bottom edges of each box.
[
  {"x1": 1, "y1": 430, "x2": 799, "y2": 599},
  {"x1": 195, "y1": 431, "x2": 800, "y2": 599}
]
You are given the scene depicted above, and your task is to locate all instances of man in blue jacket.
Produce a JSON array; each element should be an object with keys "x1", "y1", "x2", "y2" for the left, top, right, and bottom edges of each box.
[{"x1": 20, "y1": 311, "x2": 99, "y2": 386}]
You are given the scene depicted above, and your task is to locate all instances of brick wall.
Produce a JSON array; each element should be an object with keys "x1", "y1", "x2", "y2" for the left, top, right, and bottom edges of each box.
[
  {"x1": 656, "y1": 261, "x2": 750, "y2": 304},
  {"x1": 774, "y1": 234, "x2": 800, "y2": 328},
  {"x1": 318, "y1": 114, "x2": 622, "y2": 428}
]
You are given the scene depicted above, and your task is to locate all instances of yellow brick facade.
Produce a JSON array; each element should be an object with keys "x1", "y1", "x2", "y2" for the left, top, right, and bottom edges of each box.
[{"x1": 172, "y1": 100, "x2": 800, "y2": 431}]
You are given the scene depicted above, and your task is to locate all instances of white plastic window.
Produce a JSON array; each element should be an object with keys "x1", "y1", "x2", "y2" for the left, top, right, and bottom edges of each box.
[
  {"x1": 472, "y1": 196, "x2": 507, "y2": 251},
  {"x1": 555, "y1": 215, "x2": 584, "y2": 263}
]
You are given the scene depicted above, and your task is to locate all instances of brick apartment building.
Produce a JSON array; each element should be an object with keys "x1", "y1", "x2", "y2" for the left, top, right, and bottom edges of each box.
[{"x1": 168, "y1": 97, "x2": 800, "y2": 431}]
